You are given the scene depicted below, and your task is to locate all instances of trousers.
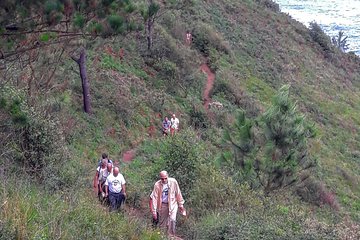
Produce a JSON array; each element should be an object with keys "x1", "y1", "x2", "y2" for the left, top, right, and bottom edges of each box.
[
  {"x1": 158, "y1": 203, "x2": 178, "y2": 235},
  {"x1": 109, "y1": 192, "x2": 125, "y2": 212}
]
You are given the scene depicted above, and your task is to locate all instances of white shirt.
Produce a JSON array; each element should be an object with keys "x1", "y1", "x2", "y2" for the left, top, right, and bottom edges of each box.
[
  {"x1": 161, "y1": 183, "x2": 169, "y2": 203},
  {"x1": 105, "y1": 173, "x2": 126, "y2": 193},
  {"x1": 171, "y1": 117, "x2": 179, "y2": 129},
  {"x1": 97, "y1": 167, "x2": 109, "y2": 183}
]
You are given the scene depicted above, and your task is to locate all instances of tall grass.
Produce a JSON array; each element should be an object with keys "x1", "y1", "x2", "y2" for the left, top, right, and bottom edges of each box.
[{"x1": 0, "y1": 176, "x2": 161, "y2": 239}]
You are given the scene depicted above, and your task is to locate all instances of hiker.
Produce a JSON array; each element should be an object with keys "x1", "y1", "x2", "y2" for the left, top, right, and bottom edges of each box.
[
  {"x1": 105, "y1": 167, "x2": 126, "y2": 212},
  {"x1": 170, "y1": 114, "x2": 179, "y2": 136},
  {"x1": 93, "y1": 153, "x2": 113, "y2": 191},
  {"x1": 106, "y1": 162, "x2": 113, "y2": 175},
  {"x1": 162, "y1": 116, "x2": 171, "y2": 136},
  {"x1": 93, "y1": 158, "x2": 106, "y2": 193},
  {"x1": 98, "y1": 162, "x2": 114, "y2": 202},
  {"x1": 97, "y1": 159, "x2": 110, "y2": 198},
  {"x1": 149, "y1": 171, "x2": 185, "y2": 236},
  {"x1": 185, "y1": 31, "x2": 192, "y2": 45},
  {"x1": 96, "y1": 153, "x2": 113, "y2": 170}
]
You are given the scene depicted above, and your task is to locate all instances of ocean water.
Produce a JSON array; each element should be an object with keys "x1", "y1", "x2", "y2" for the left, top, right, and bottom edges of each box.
[{"x1": 274, "y1": 0, "x2": 360, "y2": 55}]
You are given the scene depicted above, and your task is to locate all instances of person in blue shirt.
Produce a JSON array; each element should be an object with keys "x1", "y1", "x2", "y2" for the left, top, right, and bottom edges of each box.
[{"x1": 162, "y1": 117, "x2": 171, "y2": 136}]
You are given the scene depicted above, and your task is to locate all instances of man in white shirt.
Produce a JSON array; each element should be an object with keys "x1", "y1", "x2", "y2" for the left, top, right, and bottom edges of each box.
[
  {"x1": 149, "y1": 171, "x2": 185, "y2": 236},
  {"x1": 170, "y1": 114, "x2": 179, "y2": 136},
  {"x1": 105, "y1": 167, "x2": 126, "y2": 212}
]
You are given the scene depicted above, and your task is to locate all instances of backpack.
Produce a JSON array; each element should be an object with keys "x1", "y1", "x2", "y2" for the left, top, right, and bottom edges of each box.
[{"x1": 97, "y1": 159, "x2": 113, "y2": 170}]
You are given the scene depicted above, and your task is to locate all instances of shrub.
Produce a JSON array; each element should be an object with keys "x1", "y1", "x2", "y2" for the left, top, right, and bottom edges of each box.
[
  {"x1": 256, "y1": 0, "x2": 280, "y2": 12},
  {"x1": 207, "y1": 47, "x2": 220, "y2": 72},
  {"x1": 192, "y1": 23, "x2": 231, "y2": 57},
  {"x1": 0, "y1": 85, "x2": 73, "y2": 190},
  {"x1": 188, "y1": 105, "x2": 209, "y2": 130},
  {"x1": 145, "y1": 130, "x2": 207, "y2": 197},
  {"x1": 188, "y1": 165, "x2": 262, "y2": 217},
  {"x1": 309, "y1": 21, "x2": 334, "y2": 56},
  {"x1": 296, "y1": 177, "x2": 340, "y2": 210}
]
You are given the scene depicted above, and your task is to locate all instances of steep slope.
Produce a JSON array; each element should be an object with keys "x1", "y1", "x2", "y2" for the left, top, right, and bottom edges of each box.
[
  {"x1": 1, "y1": 0, "x2": 359, "y2": 239},
  {"x1": 181, "y1": 0, "x2": 360, "y2": 218}
]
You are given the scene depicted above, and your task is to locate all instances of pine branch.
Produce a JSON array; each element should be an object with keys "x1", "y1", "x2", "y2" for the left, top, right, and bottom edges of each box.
[{"x1": 1, "y1": 36, "x2": 86, "y2": 60}]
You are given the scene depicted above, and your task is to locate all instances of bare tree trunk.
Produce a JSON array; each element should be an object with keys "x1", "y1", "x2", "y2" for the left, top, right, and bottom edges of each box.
[
  {"x1": 72, "y1": 48, "x2": 91, "y2": 114},
  {"x1": 147, "y1": 19, "x2": 153, "y2": 51}
]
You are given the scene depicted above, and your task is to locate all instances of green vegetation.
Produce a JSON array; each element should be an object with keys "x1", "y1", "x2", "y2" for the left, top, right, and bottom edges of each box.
[
  {"x1": 224, "y1": 85, "x2": 317, "y2": 194},
  {"x1": 1, "y1": 0, "x2": 359, "y2": 239}
]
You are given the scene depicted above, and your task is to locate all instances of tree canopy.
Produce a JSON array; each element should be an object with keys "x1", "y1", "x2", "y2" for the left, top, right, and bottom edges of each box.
[{"x1": 0, "y1": 0, "x2": 138, "y2": 60}]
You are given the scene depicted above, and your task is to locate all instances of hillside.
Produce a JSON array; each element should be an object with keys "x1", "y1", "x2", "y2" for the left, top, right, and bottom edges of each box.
[{"x1": 1, "y1": 0, "x2": 359, "y2": 239}]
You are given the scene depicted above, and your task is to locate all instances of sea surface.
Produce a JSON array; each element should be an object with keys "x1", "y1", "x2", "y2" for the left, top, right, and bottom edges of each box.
[{"x1": 274, "y1": 0, "x2": 360, "y2": 55}]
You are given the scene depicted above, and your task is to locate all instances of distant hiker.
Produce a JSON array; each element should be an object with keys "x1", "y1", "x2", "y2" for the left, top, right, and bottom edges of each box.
[
  {"x1": 170, "y1": 114, "x2": 179, "y2": 136},
  {"x1": 105, "y1": 167, "x2": 126, "y2": 212},
  {"x1": 149, "y1": 171, "x2": 186, "y2": 236},
  {"x1": 185, "y1": 31, "x2": 192, "y2": 45},
  {"x1": 97, "y1": 153, "x2": 113, "y2": 168},
  {"x1": 162, "y1": 116, "x2": 171, "y2": 136}
]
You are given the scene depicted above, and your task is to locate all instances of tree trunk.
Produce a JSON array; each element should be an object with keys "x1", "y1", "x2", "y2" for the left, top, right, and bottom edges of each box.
[
  {"x1": 72, "y1": 48, "x2": 91, "y2": 114},
  {"x1": 147, "y1": 19, "x2": 153, "y2": 51}
]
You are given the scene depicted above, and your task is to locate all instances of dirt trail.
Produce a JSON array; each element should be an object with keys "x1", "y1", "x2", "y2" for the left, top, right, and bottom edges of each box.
[
  {"x1": 122, "y1": 149, "x2": 135, "y2": 163},
  {"x1": 200, "y1": 63, "x2": 215, "y2": 111}
]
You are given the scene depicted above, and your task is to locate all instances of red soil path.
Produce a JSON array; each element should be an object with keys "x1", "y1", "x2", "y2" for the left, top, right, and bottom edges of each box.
[
  {"x1": 200, "y1": 63, "x2": 216, "y2": 111},
  {"x1": 122, "y1": 149, "x2": 135, "y2": 163}
]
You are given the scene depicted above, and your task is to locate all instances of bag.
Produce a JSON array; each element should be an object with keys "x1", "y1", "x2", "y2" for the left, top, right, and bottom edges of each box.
[
  {"x1": 152, "y1": 212, "x2": 159, "y2": 227},
  {"x1": 97, "y1": 159, "x2": 113, "y2": 169}
]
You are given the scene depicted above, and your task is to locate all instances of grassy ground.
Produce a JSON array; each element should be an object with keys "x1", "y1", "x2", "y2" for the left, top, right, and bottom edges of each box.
[{"x1": 1, "y1": 0, "x2": 360, "y2": 239}]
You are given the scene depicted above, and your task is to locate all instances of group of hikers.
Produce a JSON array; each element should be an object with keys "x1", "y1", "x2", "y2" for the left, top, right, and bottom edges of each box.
[
  {"x1": 93, "y1": 153, "x2": 186, "y2": 237},
  {"x1": 162, "y1": 113, "x2": 180, "y2": 136},
  {"x1": 91, "y1": 31, "x2": 192, "y2": 238},
  {"x1": 93, "y1": 153, "x2": 126, "y2": 212}
]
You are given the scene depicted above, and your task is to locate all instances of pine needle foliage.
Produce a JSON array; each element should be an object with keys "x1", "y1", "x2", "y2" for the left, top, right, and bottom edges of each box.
[
  {"x1": 224, "y1": 85, "x2": 317, "y2": 194},
  {"x1": 0, "y1": 0, "x2": 138, "y2": 59},
  {"x1": 309, "y1": 21, "x2": 334, "y2": 56}
]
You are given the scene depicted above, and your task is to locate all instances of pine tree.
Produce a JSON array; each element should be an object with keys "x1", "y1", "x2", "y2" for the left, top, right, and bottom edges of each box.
[
  {"x1": 224, "y1": 85, "x2": 317, "y2": 194},
  {"x1": 0, "y1": 0, "x2": 138, "y2": 113},
  {"x1": 139, "y1": 0, "x2": 193, "y2": 51}
]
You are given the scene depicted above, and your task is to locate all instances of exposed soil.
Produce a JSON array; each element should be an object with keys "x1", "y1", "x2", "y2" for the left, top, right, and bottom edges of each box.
[
  {"x1": 91, "y1": 63, "x2": 211, "y2": 240},
  {"x1": 200, "y1": 63, "x2": 216, "y2": 111},
  {"x1": 122, "y1": 149, "x2": 135, "y2": 162}
]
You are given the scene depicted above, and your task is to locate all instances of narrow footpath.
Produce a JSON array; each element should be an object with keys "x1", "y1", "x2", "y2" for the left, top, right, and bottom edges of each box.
[
  {"x1": 91, "y1": 59, "x2": 214, "y2": 240},
  {"x1": 122, "y1": 149, "x2": 135, "y2": 163},
  {"x1": 200, "y1": 63, "x2": 216, "y2": 112}
]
